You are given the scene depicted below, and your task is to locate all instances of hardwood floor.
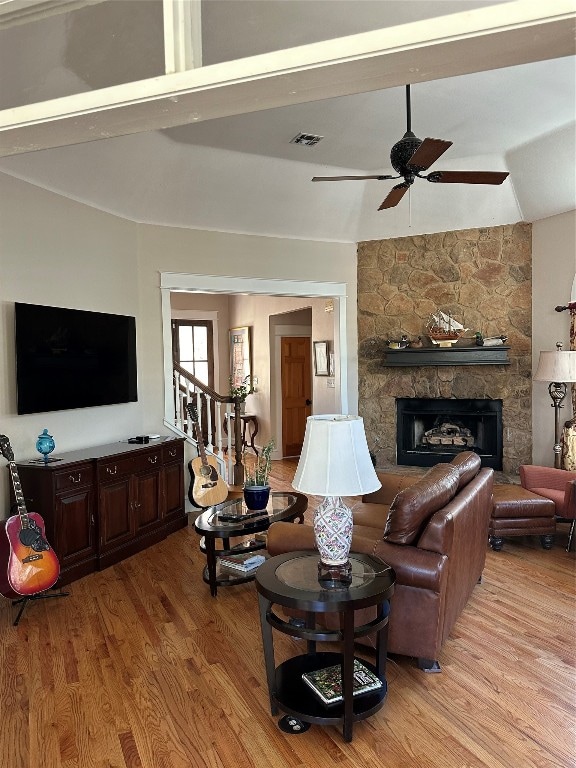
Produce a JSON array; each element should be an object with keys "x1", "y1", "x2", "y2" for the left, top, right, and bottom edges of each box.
[{"x1": 1, "y1": 459, "x2": 574, "y2": 768}]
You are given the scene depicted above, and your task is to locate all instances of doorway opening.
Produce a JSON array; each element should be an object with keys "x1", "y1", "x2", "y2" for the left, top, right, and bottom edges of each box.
[{"x1": 161, "y1": 273, "x2": 348, "y2": 459}]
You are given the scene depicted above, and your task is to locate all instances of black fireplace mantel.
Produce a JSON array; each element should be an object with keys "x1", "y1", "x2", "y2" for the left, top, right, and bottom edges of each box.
[{"x1": 383, "y1": 346, "x2": 510, "y2": 366}]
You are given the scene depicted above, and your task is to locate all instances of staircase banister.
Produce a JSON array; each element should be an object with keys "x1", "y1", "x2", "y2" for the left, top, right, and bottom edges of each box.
[
  {"x1": 173, "y1": 362, "x2": 233, "y2": 404},
  {"x1": 173, "y1": 361, "x2": 245, "y2": 486}
]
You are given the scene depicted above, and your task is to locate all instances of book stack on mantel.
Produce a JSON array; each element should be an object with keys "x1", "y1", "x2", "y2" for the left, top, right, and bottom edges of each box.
[
  {"x1": 302, "y1": 659, "x2": 383, "y2": 706},
  {"x1": 219, "y1": 552, "x2": 266, "y2": 573}
]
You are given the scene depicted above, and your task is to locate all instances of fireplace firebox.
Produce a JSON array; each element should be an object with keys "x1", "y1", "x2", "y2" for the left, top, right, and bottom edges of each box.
[{"x1": 396, "y1": 398, "x2": 503, "y2": 470}]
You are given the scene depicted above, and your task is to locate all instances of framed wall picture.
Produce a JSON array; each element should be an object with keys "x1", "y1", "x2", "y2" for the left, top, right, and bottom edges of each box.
[
  {"x1": 313, "y1": 340, "x2": 329, "y2": 376},
  {"x1": 230, "y1": 326, "x2": 252, "y2": 387}
]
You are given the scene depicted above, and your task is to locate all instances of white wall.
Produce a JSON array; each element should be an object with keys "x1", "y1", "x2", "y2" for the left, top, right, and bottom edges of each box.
[
  {"x1": 0, "y1": 174, "x2": 142, "y2": 514},
  {"x1": 0, "y1": 171, "x2": 357, "y2": 510},
  {"x1": 138, "y1": 222, "x2": 357, "y2": 427},
  {"x1": 531, "y1": 210, "x2": 576, "y2": 466}
]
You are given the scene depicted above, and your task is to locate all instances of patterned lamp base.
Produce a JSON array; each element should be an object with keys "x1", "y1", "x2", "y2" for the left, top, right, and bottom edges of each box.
[{"x1": 313, "y1": 496, "x2": 353, "y2": 587}]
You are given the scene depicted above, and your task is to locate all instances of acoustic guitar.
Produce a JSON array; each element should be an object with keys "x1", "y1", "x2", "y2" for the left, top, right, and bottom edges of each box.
[
  {"x1": 186, "y1": 403, "x2": 228, "y2": 508},
  {"x1": 0, "y1": 435, "x2": 60, "y2": 598}
]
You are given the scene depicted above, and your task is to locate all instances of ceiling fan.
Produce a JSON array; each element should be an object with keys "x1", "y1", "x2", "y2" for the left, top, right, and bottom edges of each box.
[{"x1": 312, "y1": 85, "x2": 509, "y2": 210}]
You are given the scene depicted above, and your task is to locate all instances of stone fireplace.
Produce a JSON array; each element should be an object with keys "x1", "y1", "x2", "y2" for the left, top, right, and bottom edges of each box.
[{"x1": 357, "y1": 223, "x2": 532, "y2": 476}]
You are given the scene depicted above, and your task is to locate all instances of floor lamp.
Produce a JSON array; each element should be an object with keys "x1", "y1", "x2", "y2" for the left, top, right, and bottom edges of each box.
[{"x1": 534, "y1": 342, "x2": 576, "y2": 468}]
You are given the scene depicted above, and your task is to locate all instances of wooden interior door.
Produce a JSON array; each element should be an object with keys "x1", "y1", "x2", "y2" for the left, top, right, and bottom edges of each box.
[{"x1": 281, "y1": 336, "x2": 312, "y2": 457}]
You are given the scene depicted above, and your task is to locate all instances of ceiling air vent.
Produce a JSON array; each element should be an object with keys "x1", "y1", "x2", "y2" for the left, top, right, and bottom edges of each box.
[{"x1": 290, "y1": 132, "x2": 324, "y2": 147}]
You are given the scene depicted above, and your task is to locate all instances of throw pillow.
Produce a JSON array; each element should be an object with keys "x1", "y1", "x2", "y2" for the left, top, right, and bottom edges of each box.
[
  {"x1": 383, "y1": 463, "x2": 460, "y2": 545},
  {"x1": 450, "y1": 451, "x2": 481, "y2": 489}
]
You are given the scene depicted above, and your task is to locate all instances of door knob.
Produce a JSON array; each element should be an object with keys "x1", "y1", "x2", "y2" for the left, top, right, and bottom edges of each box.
[{"x1": 305, "y1": 399, "x2": 312, "y2": 406}]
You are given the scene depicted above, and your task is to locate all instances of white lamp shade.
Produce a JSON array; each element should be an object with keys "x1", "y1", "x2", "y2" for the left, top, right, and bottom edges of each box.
[
  {"x1": 534, "y1": 349, "x2": 576, "y2": 383},
  {"x1": 292, "y1": 415, "x2": 381, "y2": 497}
]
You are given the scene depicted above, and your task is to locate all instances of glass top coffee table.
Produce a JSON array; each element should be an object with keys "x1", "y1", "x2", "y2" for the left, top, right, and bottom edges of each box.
[{"x1": 194, "y1": 492, "x2": 307, "y2": 596}]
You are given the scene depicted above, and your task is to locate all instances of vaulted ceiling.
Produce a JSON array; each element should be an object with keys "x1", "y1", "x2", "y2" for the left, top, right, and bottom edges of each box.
[{"x1": 0, "y1": 0, "x2": 574, "y2": 243}]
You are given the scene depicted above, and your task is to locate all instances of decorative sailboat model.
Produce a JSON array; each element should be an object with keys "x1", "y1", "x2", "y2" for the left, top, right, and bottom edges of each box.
[{"x1": 426, "y1": 310, "x2": 468, "y2": 347}]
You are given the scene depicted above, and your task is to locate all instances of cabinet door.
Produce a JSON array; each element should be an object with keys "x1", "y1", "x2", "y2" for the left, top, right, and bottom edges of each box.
[
  {"x1": 163, "y1": 461, "x2": 184, "y2": 520},
  {"x1": 55, "y1": 488, "x2": 96, "y2": 567},
  {"x1": 133, "y1": 468, "x2": 162, "y2": 533},
  {"x1": 99, "y1": 478, "x2": 133, "y2": 551}
]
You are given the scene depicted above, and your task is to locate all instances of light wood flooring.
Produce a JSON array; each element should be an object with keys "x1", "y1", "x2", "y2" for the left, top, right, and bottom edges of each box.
[{"x1": 1, "y1": 459, "x2": 574, "y2": 768}]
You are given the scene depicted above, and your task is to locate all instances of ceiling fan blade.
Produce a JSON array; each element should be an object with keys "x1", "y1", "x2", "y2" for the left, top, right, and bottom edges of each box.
[
  {"x1": 378, "y1": 183, "x2": 409, "y2": 210},
  {"x1": 407, "y1": 138, "x2": 452, "y2": 171},
  {"x1": 312, "y1": 174, "x2": 396, "y2": 182},
  {"x1": 426, "y1": 170, "x2": 509, "y2": 185}
]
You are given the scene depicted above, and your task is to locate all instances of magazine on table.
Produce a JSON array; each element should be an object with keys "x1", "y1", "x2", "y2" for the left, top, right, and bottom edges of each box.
[
  {"x1": 301, "y1": 659, "x2": 383, "y2": 705},
  {"x1": 219, "y1": 552, "x2": 266, "y2": 572}
]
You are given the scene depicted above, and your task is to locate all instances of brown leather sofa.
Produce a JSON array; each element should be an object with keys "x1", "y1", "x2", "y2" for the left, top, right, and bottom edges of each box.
[{"x1": 267, "y1": 452, "x2": 494, "y2": 672}]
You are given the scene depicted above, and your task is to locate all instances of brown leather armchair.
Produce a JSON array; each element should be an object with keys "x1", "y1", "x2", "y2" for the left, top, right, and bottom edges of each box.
[{"x1": 519, "y1": 465, "x2": 576, "y2": 551}]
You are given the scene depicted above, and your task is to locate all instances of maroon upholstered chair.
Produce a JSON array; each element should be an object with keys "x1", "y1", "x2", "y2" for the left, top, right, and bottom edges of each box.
[{"x1": 519, "y1": 465, "x2": 576, "y2": 551}]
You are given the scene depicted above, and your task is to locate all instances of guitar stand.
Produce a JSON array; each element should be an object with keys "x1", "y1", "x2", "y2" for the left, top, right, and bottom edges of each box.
[{"x1": 12, "y1": 588, "x2": 69, "y2": 626}]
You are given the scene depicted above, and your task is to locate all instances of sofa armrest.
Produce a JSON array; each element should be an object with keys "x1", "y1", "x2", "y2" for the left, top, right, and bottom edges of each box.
[
  {"x1": 520, "y1": 464, "x2": 576, "y2": 492},
  {"x1": 371, "y1": 540, "x2": 447, "y2": 592}
]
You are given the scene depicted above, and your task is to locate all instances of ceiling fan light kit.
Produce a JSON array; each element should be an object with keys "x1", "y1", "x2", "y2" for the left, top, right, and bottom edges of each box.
[{"x1": 312, "y1": 85, "x2": 509, "y2": 210}]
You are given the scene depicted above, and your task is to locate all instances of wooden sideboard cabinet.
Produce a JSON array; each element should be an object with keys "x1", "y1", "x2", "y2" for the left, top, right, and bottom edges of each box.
[{"x1": 13, "y1": 437, "x2": 186, "y2": 586}]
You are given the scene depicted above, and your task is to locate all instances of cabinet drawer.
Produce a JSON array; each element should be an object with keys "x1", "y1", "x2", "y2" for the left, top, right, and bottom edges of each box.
[
  {"x1": 132, "y1": 449, "x2": 162, "y2": 474},
  {"x1": 98, "y1": 455, "x2": 135, "y2": 483},
  {"x1": 54, "y1": 463, "x2": 94, "y2": 492},
  {"x1": 162, "y1": 441, "x2": 183, "y2": 463},
  {"x1": 97, "y1": 450, "x2": 163, "y2": 482}
]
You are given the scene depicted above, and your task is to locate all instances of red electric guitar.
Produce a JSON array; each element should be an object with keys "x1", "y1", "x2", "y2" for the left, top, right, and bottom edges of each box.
[{"x1": 0, "y1": 435, "x2": 60, "y2": 598}]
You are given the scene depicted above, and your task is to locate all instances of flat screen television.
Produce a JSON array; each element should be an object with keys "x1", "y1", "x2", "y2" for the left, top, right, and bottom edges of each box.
[{"x1": 15, "y1": 302, "x2": 138, "y2": 414}]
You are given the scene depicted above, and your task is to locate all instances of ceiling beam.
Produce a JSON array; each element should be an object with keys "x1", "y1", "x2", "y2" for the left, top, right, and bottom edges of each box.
[
  {"x1": 0, "y1": 0, "x2": 574, "y2": 157},
  {"x1": 163, "y1": 0, "x2": 202, "y2": 74}
]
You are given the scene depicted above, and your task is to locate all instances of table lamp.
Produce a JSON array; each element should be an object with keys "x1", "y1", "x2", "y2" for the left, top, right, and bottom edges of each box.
[
  {"x1": 534, "y1": 342, "x2": 576, "y2": 468},
  {"x1": 292, "y1": 415, "x2": 381, "y2": 587}
]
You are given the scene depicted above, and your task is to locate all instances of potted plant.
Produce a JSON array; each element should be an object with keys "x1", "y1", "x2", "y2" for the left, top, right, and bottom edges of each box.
[
  {"x1": 229, "y1": 375, "x2": 252, "y2": 413},
  {"x1": 243, "y1": 438, "x2": 275, "y2": 510}
]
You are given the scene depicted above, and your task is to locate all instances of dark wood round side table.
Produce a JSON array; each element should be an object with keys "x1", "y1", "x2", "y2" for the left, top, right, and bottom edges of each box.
[
  {"x1": 255, "y1": 550, "x2": 395, "y2": 742},
  {"x1": 194, "y1": 492, "x2": 307, "y2": 596}
]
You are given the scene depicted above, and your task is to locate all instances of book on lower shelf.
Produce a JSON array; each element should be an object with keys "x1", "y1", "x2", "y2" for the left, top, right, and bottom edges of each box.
[
  {"x1": 301, "y1": 659, "x2": 383, "y2": 706},
  {"x1": 219, "y1": 552, "x2": 266, "y2": 572}
]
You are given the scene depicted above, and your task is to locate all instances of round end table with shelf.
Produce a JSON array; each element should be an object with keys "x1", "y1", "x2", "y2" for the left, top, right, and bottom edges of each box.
[{"x1": 255, "y1": 550, "x2": 395, "y2": 742}]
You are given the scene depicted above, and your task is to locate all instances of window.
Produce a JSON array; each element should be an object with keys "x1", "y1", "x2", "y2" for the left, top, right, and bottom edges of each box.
[{"x1": 172, "y1": 320, "x2": 214, "y2": 388}]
